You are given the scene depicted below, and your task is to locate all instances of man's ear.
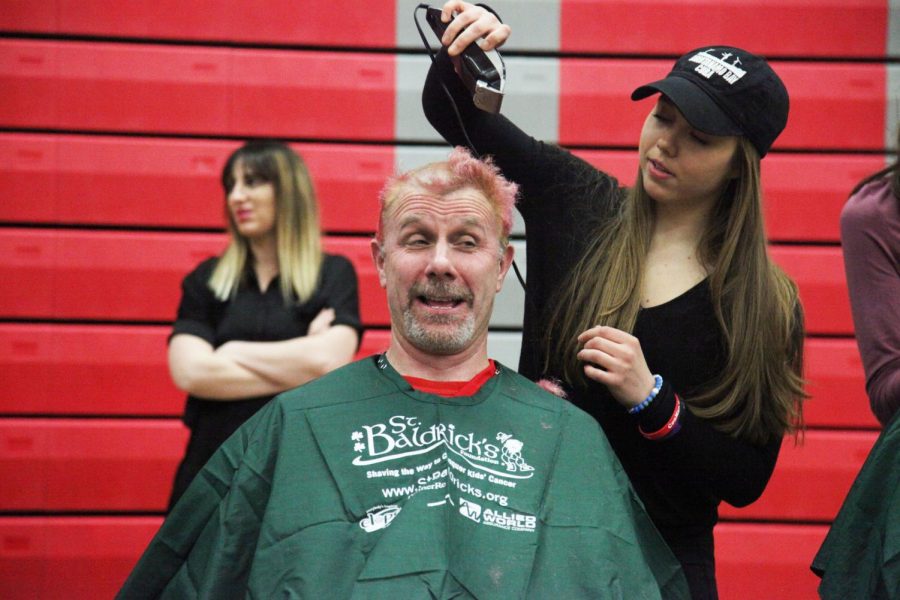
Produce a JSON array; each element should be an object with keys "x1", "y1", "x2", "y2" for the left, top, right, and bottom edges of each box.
[
  {"x1": 496, "y1": 243, "x2": 515, "y2": 292},
  {"x1": 370, "y1": 238, "x2": 387, "y2": 288}
]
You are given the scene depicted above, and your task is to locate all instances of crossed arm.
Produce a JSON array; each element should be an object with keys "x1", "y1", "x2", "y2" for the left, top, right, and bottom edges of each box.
[{"x1": 169, "y1": 308, "x2": 358, "y2": 400}]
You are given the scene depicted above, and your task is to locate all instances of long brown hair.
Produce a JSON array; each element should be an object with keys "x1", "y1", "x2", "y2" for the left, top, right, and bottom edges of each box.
[
  {"x1": 210, "y1": 140, "x2": 323, "y2": 304},
  {"x1": 548, "y1": 138, "x2": 806, "y2": 445}
]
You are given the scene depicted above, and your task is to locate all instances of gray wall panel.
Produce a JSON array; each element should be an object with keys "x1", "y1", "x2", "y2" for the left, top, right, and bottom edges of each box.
[
  {"x1": 394, "y1": 145, "x2": 451, "y2": 173},
  {"x1": 396, "y1": 0, "x2": 561, "y2": 51},
  {"x1": 492, "y1": 240, "x2": 526, "y2": 328},
  {"x1": 890, "y1": 0, "x2": 900, "y2": 57},
  {"x1": 487, "y1": 331, "x2": 523, "y2": 371},
  {"x1": 395, "y1": 55, "x2": 559, "y2": 143},
  {"x1": 512, "y1": 206, "x2": 526, "y2": 236},
  {"x1": 395, "y1": 55, "x2": 435, "y2": 142},
  {"x1": 888, "y1": 65, "x2": 900, "y2": 149},
  {"x1": 500, "y1": 57, "x2": 559, "y2": 142}
]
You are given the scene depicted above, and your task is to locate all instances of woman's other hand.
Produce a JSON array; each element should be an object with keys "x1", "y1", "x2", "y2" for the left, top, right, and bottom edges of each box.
[{"x1": 576, "y1": 326, "x2": 657, "y2": 409}]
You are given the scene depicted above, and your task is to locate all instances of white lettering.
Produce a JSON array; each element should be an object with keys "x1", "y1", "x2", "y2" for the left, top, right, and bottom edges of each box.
[
  {"x1": 482, "y1": 508, "x2": 536, "y2": 532},
  {"x1": 488, "y1": 475, "x2": 516, "y2": 488},
  {"x1": 366, "y1": 468, "x2": 400, "y2": 479}
]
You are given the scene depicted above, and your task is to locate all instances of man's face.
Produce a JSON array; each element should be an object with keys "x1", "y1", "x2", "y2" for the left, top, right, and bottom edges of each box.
[{"x1": 372, "y1": 185, "x2": 514, "y2": 356}]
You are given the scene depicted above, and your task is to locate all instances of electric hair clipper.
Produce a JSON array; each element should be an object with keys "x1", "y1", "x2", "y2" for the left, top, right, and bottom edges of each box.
[{"x1": 425, "y1": 7, "x2": 504, "y2": 114}]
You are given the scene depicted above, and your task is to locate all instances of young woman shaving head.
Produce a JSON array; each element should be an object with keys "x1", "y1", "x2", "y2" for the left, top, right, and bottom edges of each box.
[{"x1": 422, "y1": 4, "x2": 806, "y2": 597}]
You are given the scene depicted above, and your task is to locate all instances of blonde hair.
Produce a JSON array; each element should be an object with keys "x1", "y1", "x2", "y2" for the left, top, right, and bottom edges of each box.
[
  {"x1": 549, "y1": 138, "x2": 806, "y2": 444},
  {"x1": 209, "y1": 141, "x2": 323, "y2": 304}
]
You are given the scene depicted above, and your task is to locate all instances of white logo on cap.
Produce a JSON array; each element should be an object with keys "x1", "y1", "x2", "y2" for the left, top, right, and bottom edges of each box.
[{"x1": 689, "y1": 50, "x2": 746, "y2": 85}]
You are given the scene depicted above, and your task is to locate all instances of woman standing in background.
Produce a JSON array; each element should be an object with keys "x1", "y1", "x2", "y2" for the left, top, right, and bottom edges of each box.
[
  {"x1": 838, "y1": 129, "x2": 900, "y2": 426},
  {"x1": 167, "y1": 140, "x2": 362, "y2": 508},
  {"x1": 812, "y1": 129, "x2": 900, "y2": 598}
]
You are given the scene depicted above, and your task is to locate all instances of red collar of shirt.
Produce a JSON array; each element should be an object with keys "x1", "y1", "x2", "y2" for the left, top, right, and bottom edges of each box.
[{"x1": 403, "y1": 360, "x2": 497, "y2": 397}]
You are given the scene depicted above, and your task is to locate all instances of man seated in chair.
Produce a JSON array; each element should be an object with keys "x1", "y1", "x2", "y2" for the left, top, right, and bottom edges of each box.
[{"x1": 117, "y1": 147, "x2": 688, "y2": 599}]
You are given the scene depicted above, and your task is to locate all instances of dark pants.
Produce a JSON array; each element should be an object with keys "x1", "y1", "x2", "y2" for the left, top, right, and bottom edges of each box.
[
  {"x1": 167, "y1": 397, "x2": 270, "y2": 511},
  {"x1": 681, "y1": 560, "x2": 718, "y2": 600}
]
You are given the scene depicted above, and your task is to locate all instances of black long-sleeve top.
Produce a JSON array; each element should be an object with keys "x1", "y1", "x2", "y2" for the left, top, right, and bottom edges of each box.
[{"x1": 423, "y1": 50, "x2": 781, "y2": 568}]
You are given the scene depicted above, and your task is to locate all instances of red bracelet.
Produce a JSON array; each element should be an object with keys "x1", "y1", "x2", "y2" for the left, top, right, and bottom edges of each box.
[{"x1": 639, "y1": 394, "x2": 682, "y2": 441}]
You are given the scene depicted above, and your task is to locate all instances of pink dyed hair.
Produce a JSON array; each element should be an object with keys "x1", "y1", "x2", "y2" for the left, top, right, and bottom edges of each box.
[
  {"x1": 536, "y1": 378, "x2": 567, "y2": 399},
  {"x1": 376, "y1": 147, "x2": 518, "y2": 243}
]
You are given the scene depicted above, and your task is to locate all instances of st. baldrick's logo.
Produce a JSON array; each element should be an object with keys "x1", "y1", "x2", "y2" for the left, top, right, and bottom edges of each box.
[{"x1": 351, "y1": 415, "x2": 534, "y2": 479}]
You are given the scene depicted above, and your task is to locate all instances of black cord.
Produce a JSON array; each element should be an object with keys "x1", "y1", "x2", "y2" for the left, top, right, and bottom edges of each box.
[
  {"x1": 511, "y1": 259, "x2": 526, "y2": 290},
  {"x1": 413, "y1": 4, "x2": 526, "y2": 293}
]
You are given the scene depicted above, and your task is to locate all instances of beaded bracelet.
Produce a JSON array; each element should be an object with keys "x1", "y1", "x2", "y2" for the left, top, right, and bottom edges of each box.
[
  {"x1": 627, "y1": 374, "x2": 663, "y2": 415},
  {"x1": 639, "y1": 395, "x2": 683, "y2": 441}
]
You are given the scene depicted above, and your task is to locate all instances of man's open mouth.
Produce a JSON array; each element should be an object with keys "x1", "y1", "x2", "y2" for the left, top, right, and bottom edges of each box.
[{"x1": 418, "y1": 295, "x2": 465, "y2": 310}]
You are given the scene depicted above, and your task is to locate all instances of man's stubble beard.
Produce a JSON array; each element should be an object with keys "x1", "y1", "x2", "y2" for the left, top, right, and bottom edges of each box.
[
  {"x1": 401, "y1": 278, "x2": 481, "y2": 355},
  {"x1": 401, "y1": 308, "x2": 475, "y2": 355}
]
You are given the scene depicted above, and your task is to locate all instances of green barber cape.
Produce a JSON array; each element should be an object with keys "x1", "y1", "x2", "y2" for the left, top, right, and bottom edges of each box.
[
  {"x1": 812, "y1": 411, "x2": 900, "y2": 599},
  {"x1": 119, "y1": 356, "x2": 688, "y2": 599}
]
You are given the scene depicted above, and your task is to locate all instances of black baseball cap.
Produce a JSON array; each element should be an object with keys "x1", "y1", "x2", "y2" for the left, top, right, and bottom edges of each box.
[{"x1": 631, "y1": 46, "x2": 789, "y2": 157}]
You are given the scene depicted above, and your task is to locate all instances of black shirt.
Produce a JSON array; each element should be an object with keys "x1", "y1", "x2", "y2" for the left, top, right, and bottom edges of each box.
[{"x1": 167, "y1": 253, "x2": 362, "y2": 506}]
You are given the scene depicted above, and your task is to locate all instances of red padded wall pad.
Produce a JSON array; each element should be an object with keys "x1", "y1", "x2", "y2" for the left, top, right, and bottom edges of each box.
[
  {"x1": 0, "y1": 324, "x2": 180, "y2": 416},
  {"x1": 769, "y1": 246, "x2": 850, "y2": 336},
  {"x1": 358, "y1": 329, "x2": 390, "y2": 359},
  {"x1": 0, "y1": 134, "x2": 233, "y2": 228},
  {"x1": 228, "y1": 49, "x2": 394, "y2": 139},
  {"x1": 762, "y1": 154, "x2": 886, "y2": 242},
  {"x1": 301, "y1": 144, "x2": 391, "y2": 233},
  {"x1": 572, "y1": 150, "x2": 882, "y2": 243},
  {"x1": 0, "y1": 325, "x2": 393, "y2": 417},
  {"x1": 0, "y1": 1, "x2": 397, "y2": 47},
  {"x1": 0, "y1": 229, "x2": 389, "y2": 325},
  {"x1": 560, "y1": 0, "x2": 887, "y2": 57},
  {"x1": 0, "y1": 40, "x2": 395, "y2": 140},
  {"x1": 0, "y1": 41, "x2": 230, "y2": 133},
  {"x1": 0, "y1": 516, "x2": 162, "y2": 600},
  {"x1": 719, "y1": 430, "x2": 877, "y2": 522},
  {"x1": 559, "y1": 59, "x2": 886, "y2": 151},
  {"x1": 0, "y1": 419, "x2": 187, "y2": 511},
  {"x1": 326, "y1": 237, "x2": 388, "y2": 325},
  {"x1": 0, "y1": 134, "x2": 389, "y2": 232},
  {"x1": 715, "y1": 523, "x2": 827, "y2": 600},
  {"x1": 803, "y1": 338, "x2": 879, "y2": 429}
]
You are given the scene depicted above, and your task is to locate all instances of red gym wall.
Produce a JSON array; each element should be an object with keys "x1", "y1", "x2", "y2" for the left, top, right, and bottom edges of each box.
[{"x1": 0, "y1": 1, "x2": 896, "y2": 598}]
